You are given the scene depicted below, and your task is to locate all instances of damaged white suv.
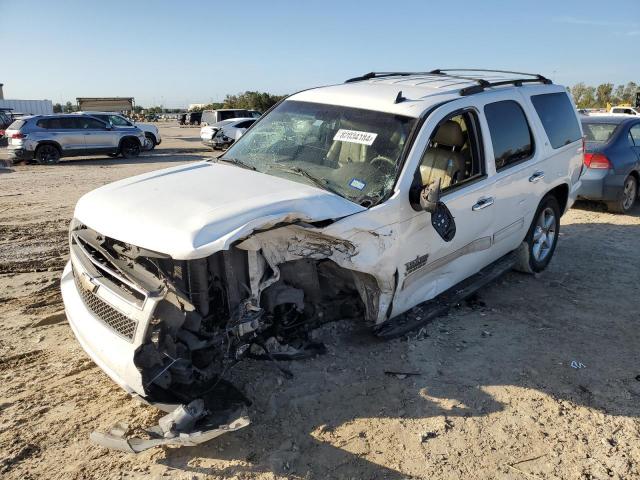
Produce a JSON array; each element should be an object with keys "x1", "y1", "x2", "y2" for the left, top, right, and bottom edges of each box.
[{"x1": 61, "y1": 70, "x2": 584, "y2": 451}]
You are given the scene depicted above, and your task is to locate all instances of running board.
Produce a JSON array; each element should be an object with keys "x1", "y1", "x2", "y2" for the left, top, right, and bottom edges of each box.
[{"x1": 374, "y1": 251, "x2": 518, "y2": 339}]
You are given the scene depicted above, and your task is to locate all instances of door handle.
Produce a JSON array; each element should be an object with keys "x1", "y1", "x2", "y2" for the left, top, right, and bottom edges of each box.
[
  {"x1": 529, "y1": 171, "x2": 545, "y2": 182},
  {"x1": 472, "y1": 197, "x2": 494, "y2": 211}
]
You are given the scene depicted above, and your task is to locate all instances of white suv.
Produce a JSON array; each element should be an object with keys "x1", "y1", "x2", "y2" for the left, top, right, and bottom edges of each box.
[{"x1": 61, "y1": 70, "x2": 583, "y2": 449}]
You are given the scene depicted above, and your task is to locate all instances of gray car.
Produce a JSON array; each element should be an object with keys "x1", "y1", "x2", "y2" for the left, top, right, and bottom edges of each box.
[
  {"x1": 579, "y1": 115, "x2": 640, "y2": 213},
  {"x1": 4, "y1": 114, "x2": 147, "y2": 165}
]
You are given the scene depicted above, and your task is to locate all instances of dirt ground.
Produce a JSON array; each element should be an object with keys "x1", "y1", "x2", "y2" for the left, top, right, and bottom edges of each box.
[{"x1": 1, "y1": 125, "x2": 639, "y2": 480}]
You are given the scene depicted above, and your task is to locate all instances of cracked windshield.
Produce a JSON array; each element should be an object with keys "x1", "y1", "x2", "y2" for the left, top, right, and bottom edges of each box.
[{"x1": 222, "y1": 100, "x2": 417, "y2": 206}]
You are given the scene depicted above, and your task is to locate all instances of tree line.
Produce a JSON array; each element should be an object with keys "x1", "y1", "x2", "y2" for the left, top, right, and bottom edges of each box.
[
  {"x1": 53, "y1": 91, "x2": 287, "y2": 114},
  {"x1": 570, "y1": 82, "x2": 637, "y2": 109}
]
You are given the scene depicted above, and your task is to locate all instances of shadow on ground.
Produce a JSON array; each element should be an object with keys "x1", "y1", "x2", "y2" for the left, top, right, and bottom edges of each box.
[{"x1": 147, "y1": 216, "x2": 640, "y2": 479}]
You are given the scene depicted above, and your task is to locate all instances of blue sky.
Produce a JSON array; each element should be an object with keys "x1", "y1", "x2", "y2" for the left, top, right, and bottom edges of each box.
[{"x1": 1, "y1": 0, "x2": 638, "y2": 108}]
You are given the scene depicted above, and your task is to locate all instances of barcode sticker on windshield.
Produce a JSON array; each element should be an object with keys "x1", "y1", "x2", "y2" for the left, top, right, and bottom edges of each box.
[{"x1": 333, "y1": 129, "x2": 378, "y2": 146}]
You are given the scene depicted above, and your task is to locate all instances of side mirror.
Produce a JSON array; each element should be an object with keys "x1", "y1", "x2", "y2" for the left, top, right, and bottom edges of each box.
[
  {"x1": 419, "y1": 178, "x2": 441, "y2": 213},
  {"x1": 420, "y1": 177, "x2": 456, "y2": 242}
]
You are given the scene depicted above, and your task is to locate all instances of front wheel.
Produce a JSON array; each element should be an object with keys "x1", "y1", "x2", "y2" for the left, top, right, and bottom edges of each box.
[
  {"x1": 120, "y1": 139, "x2": 141, "y2": 159},
  {"x1": 145, "y1": 133, "x2": 156, "y2": 150},
  {"x1": 606, "y1": 175, "x2": 637, "y2": 214},
  {"x1": 515, "y1": 195, "x2": 561, "y2": 273}
]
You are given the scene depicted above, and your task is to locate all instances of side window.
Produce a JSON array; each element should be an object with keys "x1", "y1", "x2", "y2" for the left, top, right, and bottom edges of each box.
[
  {"x1": 78, "y1": 117, "x2": 106, "y2": 129},
  {"x1": 630, "y1": 125, "x2": 640, "y2": 145},
  {"x1": 60, "y1": 118, "x2": 80, "y2": 129},
  {"x1": 417, "y1": 111, "x2": 484, "y2": 191},
  {"x1": 235, "y1": 120, "x2": 253, "y2": 129},
  {"x1": 484, "y1": 100, "x2": 534, "y2": 171},
  {"x1": 531, "y1": 92, "x2": 582, "y2": 149},
  {"x1": 109, "y1": 115, "x2": 131, "y2": 126}
]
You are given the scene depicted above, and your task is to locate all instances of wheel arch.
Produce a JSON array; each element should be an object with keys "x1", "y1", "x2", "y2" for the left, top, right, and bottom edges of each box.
[
  {"x1": 118, "y1": 135, "x2": 142, "y2": 150},
  {"x1": 35, "y1": 140, "x2": 63, "y2": 155},
  {"x1": 547, "y1": 183, "x2": 569, "y2": 215},
  {"x1": 144, "y1": 131, "x2": 157, "y2": 144}
]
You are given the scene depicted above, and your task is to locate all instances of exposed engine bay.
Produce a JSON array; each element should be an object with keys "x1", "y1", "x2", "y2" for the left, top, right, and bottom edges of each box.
[{"x1": 69, "y1": 221, "x2": 381, "y2": 450}]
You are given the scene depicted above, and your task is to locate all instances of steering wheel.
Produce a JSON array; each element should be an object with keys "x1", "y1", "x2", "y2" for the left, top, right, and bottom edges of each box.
[{"x1": 370, "y1": 155, "x2": 396, "y2": 171}]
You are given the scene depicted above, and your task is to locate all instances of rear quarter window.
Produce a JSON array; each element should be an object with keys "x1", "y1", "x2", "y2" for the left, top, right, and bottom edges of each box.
[
  {"x1": 484, "y1": 100, "x2": 534, "y2": 171},
  {"x1": 531, "y1": 92, "x2": 582, "y2": 149}
]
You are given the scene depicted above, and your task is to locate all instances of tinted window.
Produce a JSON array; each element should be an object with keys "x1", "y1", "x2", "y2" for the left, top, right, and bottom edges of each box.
[
  {"x1": 581, "y1": 122, "x2": 618, "y2": 143},
  {"x1": 531, "y1": 93, "x2": 582, "y2": 149},
  {"x1": 109, "y1": 115, "x2": 131, "y2": 126},
  {"x1": 235, "y1": 120, "x2": 254, "y2": 129},
  {"x1": 37, "y1": 118, "x2": 64, "y2": 129},
  {"x1": 60, "y1": 118, "x2": 80, "y2": 129},
  {"x1": 484, "y1": 100, "x2": 534, "y2": 170},
  {"x1": 77, "y1": 117, "x2": 106, "y2": 129},
  {"x1": 219, "y1": 110, "x2": 249, "y2": 121}
]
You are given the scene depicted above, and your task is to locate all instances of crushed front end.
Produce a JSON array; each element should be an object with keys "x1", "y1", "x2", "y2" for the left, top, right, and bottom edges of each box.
[{"x1": 62, "y1": 220, "x2": 376, "y2": 451}]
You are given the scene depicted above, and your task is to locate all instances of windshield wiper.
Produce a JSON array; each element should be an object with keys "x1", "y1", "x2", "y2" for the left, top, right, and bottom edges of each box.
[
  {"x1": 214, "y1": 157, "x2": 256, "y2": 171},
  {"x1": 270, "y1": 165, "x2": 342, "y2": 196}
]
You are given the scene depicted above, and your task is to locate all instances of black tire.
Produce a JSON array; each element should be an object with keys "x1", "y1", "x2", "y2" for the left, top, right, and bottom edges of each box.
[
  {"x1": 34, "y1": 144, "x2": 61, "y2": 165},
  {"x1": 515, "y1": 195, "x2": 561, "y2": 273},
  {"x1": 107, "y1": 153, "x2": 119, "y2": 158},
  {"x1": 120, "y1": 139, "x2": 141, "y2": 159},
  {"x1": 145, "y1": 133, "x2": 156, "y2": 150},
  {"x1": 606, "y1": 175, "x2": 637, "y2": 214}
]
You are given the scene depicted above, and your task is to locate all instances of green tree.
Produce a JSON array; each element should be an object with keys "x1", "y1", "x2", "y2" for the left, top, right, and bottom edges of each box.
[
  {"x1": 571, "y1": 83, "x2": 597, "y2": 108},
  {"x1": 63, "y1": 101, "x2": 75, "y2": 113},
  {"x1": 612, "y1": 85, "x2": 625, "y2": 105},
  {"x1": 52, "y1": 103, "x2": 63, "y2": 113},
  {"x1": 595, "y1": 83, "x2": 613, "y2": 108},
  {"x1": 622, "y1": 81, "x2": 638, "y2": 105},
  {"x1": 222, "y1": 91, "x2": 286, "y2": 112},
  {"x1": 133, "y1": 105, "x2": 143, "y2": 114}
]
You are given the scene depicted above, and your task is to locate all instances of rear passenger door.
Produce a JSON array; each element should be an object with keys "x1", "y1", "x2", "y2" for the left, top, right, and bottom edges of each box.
[
  {"x1": 477, "y1": 95, "x2": 540, "y2": 257},
  {"x1": 57, "y1": 118, "x2": 87, "y2": 153}
]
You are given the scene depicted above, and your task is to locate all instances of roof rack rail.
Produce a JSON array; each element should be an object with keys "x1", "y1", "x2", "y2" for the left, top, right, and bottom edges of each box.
[{"x1": 344, "y1": 69, "x2": 553, "y2": 96}]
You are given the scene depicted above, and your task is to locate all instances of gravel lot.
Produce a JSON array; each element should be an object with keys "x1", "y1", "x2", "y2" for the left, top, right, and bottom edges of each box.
[{"x1": 1, "y1": 125, "x2": 639, "y2": 479}]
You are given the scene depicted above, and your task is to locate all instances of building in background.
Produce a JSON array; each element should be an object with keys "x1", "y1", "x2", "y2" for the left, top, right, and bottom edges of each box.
[
  {"x1": 76, "y1": 97, "x2": 135, "y2": 112},
  {"x1": 0, "y1": 82, "x2": 54, "y2": 115}
]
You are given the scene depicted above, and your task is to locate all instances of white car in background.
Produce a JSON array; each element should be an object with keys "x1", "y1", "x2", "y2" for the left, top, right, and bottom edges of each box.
[
  {"x1": 77, "y1": 112, "x2": 162, "y2": 150},
  {"x1": 200, "y1": 117, "x2": 256, "y2": 150},
  {"x1": 609, "y1": 106, "x2": 640, "y2": 116}
]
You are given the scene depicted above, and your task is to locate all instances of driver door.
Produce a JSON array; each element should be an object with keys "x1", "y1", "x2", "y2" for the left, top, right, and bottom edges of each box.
[{"x1": 392, "y1": 104, "x2": 498, "y2": 314}]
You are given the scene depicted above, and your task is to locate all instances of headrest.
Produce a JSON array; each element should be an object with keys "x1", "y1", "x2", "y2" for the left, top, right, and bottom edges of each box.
[{"x1": 433, "y1": 120, "x2": 464, "y2": 148}]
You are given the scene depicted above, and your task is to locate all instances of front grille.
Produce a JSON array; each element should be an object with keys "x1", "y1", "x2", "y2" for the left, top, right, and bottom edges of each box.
[{"x1": 74, "y1": 271, "x2": 138, "y2": 342}]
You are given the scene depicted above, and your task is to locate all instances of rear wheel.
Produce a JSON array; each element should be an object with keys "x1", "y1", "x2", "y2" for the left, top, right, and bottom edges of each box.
[
  {"x1": 145, "y1": 133, "x2": 156, "y2": 150},
  {"x1": 34, "y1": 144, "x2": 61, "y2": 165},
  {"x1": 515, "y1": 195, "x2": 561, "y2": 273},
  {"x1": 120, "y1": 139, "x2": 141, "y2": 159},
  {"x1": 606, "y1": 175, "x2": 637, "y2": 214}
]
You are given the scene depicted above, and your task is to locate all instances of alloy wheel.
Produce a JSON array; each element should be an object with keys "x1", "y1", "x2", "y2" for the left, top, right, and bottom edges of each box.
[
  {"x1": 622, "y1": 177, "x2": 637, "y2": 211},
  {"x1": 532, "y1": 207, "x2": 556, "y2": 262}
]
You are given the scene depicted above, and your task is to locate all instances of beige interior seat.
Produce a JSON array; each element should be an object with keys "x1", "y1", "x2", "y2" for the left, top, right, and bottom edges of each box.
[
  {"x1": 419, "y1": 120, "x2": 467, "y2": 188},
  {"x1": 326, "y1": 121, "x2": 370, "y2": 167}
]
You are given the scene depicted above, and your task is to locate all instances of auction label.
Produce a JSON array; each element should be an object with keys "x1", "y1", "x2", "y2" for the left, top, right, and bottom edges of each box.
[{"x1": 333, "y1": 129, "x2": 378, "y2": 146}]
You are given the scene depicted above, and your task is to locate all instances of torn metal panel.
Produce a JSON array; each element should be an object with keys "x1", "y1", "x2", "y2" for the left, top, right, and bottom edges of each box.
[{"x1": 90, "y1": 407, "x2": 250, "y2": 454}]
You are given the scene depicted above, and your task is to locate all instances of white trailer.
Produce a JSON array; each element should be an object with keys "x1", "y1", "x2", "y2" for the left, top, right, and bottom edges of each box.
[{"x1": 0, "y1": 99, "x2": 53, "y2": 115}]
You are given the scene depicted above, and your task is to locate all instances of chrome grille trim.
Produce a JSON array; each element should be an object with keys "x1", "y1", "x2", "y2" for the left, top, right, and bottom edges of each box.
[{"x1": 73, "y1": 270, "x2": 138, "y2": 342}]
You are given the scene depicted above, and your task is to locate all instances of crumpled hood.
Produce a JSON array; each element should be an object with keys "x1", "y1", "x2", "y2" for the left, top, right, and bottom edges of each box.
[{"x1": 74, "y1": 162, "x2": 365, "y2": 259}]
